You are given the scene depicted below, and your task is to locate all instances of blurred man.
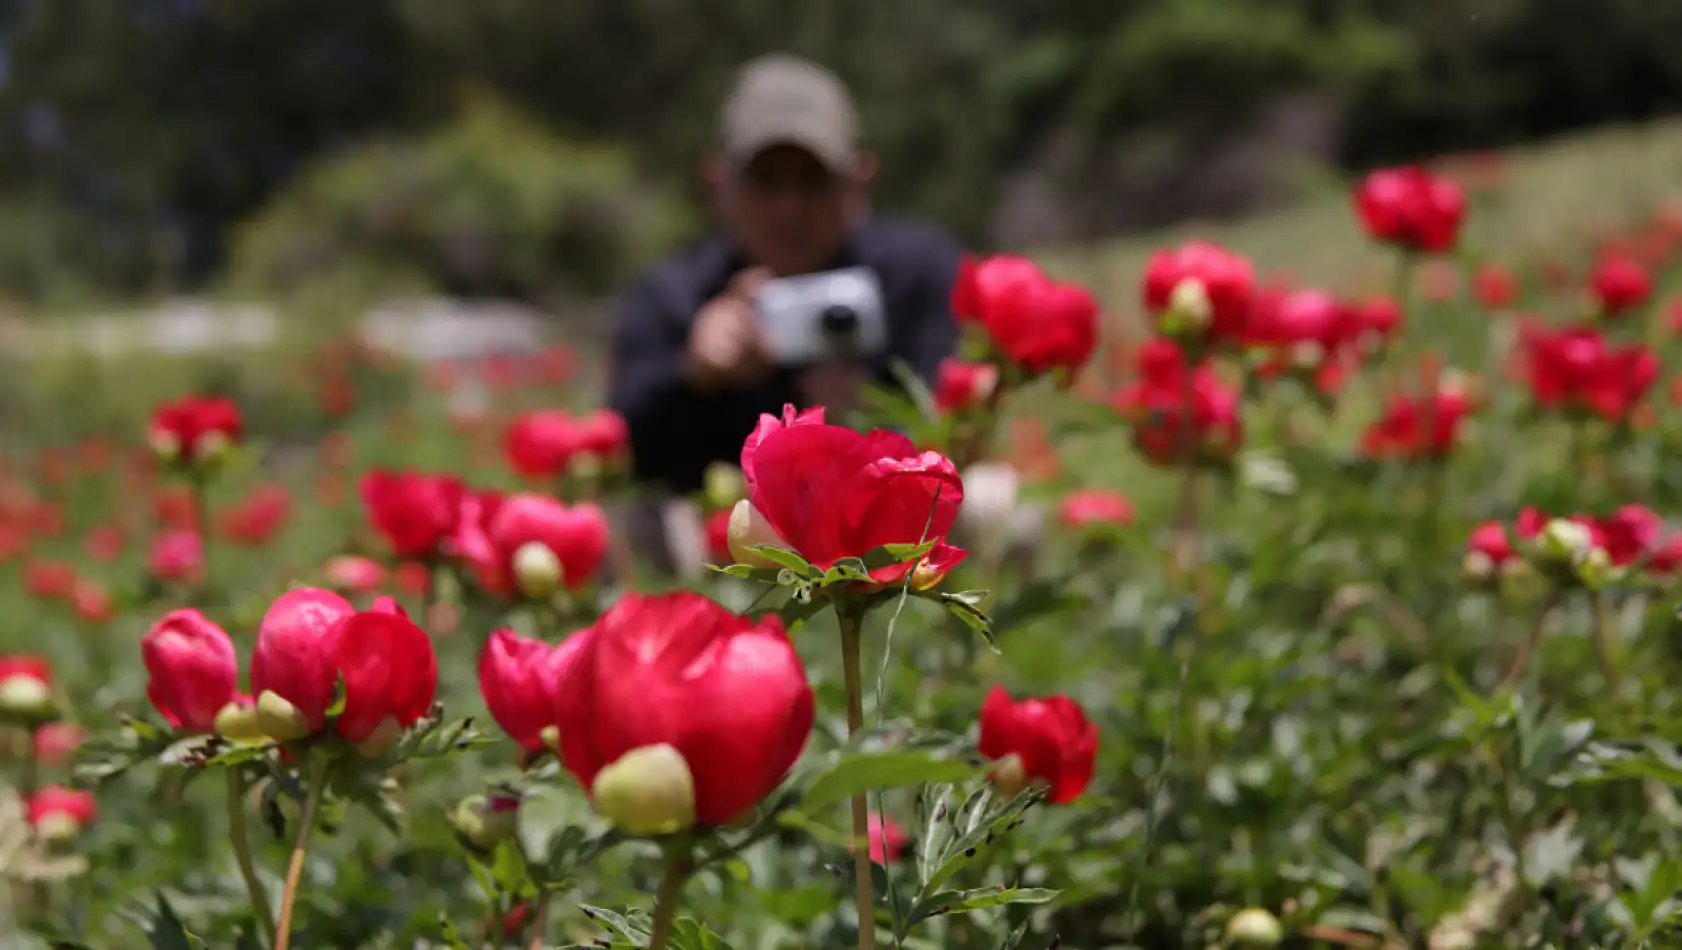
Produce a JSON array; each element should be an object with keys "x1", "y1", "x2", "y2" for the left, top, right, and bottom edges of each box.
[{"x1": 608, "y1": 53, "x2": 962, "y2": 502}]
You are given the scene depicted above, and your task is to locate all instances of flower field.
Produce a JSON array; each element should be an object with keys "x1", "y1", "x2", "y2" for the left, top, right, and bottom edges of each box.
[{"x1": 8, "y1": 138, "x2": 1682, "y2": 950}]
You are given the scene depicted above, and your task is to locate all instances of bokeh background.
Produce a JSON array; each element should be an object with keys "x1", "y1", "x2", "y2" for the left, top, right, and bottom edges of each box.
[{"x1": 2, "y1": 0, "x2": 1682, "y2": 438}]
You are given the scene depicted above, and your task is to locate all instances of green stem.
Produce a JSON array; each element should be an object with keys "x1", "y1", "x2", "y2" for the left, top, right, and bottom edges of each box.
[
  {"x1": 227, "y1": 769, "x2": 277, "y2": 946},
  {"x1": 1171, "y1": 364, "x2": 1201, "y2": 579},
  {"x1": 1501, "y1": 590, "x2": 1560, "y2": 693},
  {"x1": 526, "y1": 891, "x2": 551, "y2": 950},
  {"x1": 274, "y1": 755, "x2": 329, "y2": 950},
  {"x1": 646, "y1": 841, "x2": 694, "y2": 950},
  {"x1": 1589, "y1": 591, "x2": 1621, "y2": 694},
  {"x1": 192, "y1": 477, "x2": 213, "y2": 598},
  {"x1": 838, "y1": 608, "x2": 878, "y2": 950}
]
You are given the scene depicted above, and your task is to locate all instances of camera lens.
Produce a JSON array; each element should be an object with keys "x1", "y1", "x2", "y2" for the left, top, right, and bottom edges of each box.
[{"x1": 820, "y1": 305, "x2": 860, "y2": 338}]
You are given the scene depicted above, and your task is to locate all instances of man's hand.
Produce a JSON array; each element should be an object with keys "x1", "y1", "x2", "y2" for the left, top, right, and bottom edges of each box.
[{"x1": 686, "y1": 268, "x2": 772, "y2": 391}]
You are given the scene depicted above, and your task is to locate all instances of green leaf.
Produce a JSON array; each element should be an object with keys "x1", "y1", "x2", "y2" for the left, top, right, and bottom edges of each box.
[
  {"x1": 920, "y1": 785, "x2": 1045, "y2": 894},
  {"x1": 708, "y1": 563, "x2": 787, "y2": 584},
  {"x1": 580, "y1": 905, "x2": 653, "y2": 943},
  {"x1": 824, "y1": 558, "x2": 874, "y2": 583},
  {"x1": 669, "y1": 919, "x2": 738, "y2": 949},
  {"x1": 906, "y1": 886, "x2": 1060, "y2": 927},
  {"x1": 776, "y1": 595, "x2": 827, "y2": 632},
  {"x1": 864, "y1": 539, "x2": 939, "y2": 572},
  {"x1": 436, "y1": 914, "x2": 473, "y2": 950},
  {"x1": 145, "y1": 892, "x2": 201, "y2": 950},
  {"x1": 801, "y1": 751, "x2": 981, "y2": 813},
  {"x1": 887, "y1": 355, "x2": 941, "y2": 424},
  {"x1": 743, "y1": 545, "x2": 819, "y2": 577},
  {"x1": 934, "y1": 591, "x2": 999, "y2": 652}
]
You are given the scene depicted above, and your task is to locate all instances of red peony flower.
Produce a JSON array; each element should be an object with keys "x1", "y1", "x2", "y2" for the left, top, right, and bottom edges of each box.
[
  {"x1": 360, "y1": 469, "x2": 465, "y2": 560},
  {"x1": 952, "y1": 255, "x2": 1099, "y2": 375},
  {"x1": 978, "y1": 686, "x2": 1097, "y2": 805},
  {"x1": 1353, "y1": 165, "x2": 1466, "y2": 253},
  {"x1": 143, "y1": 609, "x2": 239, "y2": 733},
  {"x1": 734, "y1": 404, "x2": 967, "y2": 584},
  {"x1": 552, "y1": 592, "x2": 813, "y2": 829}
]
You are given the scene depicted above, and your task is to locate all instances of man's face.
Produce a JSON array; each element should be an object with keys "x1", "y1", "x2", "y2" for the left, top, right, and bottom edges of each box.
[{"x1": 721, "y1": 144, "x2": 853, "y2": 276}]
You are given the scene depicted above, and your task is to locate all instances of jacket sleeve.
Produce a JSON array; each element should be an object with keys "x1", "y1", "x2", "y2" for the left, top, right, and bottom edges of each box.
[
  {"x1": 607, "y1": 274, "x2": 700, "y2": 487},
  {"x1": 890, "y1": 230, "x2": 962, "y2": 385}
]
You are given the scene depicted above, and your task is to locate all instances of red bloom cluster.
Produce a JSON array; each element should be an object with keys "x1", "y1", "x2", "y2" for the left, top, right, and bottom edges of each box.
[
  {"x1": 1516, "y1": 323, "x2": 1657, "y2": 421},
  {"x1": 1353, "y1": 165, "x2": 1467, "y2": 253},
  {"x1": 503, "y1": 408, "x2": 629, "y2": 480},
  {"x1": 951, "y1": 255, "x2": 1100, "y2": 376},
  {"x1": 147, "y1": 396, "x2": 243, "y2": 469},
  {"x1": 1112, "y1": 340, "x2": 1244, "y2": 467}
]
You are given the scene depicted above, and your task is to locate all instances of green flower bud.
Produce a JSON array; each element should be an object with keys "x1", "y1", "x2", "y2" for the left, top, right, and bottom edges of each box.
[
  {"x1": 513, "y1": 541, "x2": 563, "y2": 599},
  {"x1": 590, "y1": 744, "x2": 696, "y2": 837},
  {"x1": 1226, "y1": 907, "x2": 1284, "y2": 947},
  {"x1": 0, "y1": 673, "x2": 57, "y2": 724},
  {"x1": 255, "y1": 690, "x2": 313, "y2": 742}
]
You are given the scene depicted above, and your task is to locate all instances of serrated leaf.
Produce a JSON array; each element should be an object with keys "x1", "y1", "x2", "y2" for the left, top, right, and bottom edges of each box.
[
  {"x1": 905, "y1": 886, "x2": 1059, "y2": 926},
  {"x1": 800, "y1": 751, "x2": 980, "y2": 813},
  {"x1": 920, "y1": 785, "x2": 1045, "y2": 894}
]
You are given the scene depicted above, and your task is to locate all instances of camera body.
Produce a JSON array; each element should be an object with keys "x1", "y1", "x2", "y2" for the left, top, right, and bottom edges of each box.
[{"x1": 755, "y1": 267, "x2": 888, "y2": 365}]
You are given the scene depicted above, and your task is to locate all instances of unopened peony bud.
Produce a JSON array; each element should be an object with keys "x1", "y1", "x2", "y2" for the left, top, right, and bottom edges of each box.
[
  {"x1": 1287, "y1": 341, "x2": 1323, "y2": 370},
  {"x1": 512, "y1": 541, "x2": 563, "y2": 599},
  {"x1": 255, "y1": 690, "x2": 313, "y2": 742},
  {"x1": 1462, "y1": 550, "x2": 1496, "y2": 583},
  {"x1": 1575, "y1": 545, "x2": 1615, "y2": 590},
  {"x1": 569, "y1": 452, "x2": 602, "y2": 481},
  {"x1": 193, "y1": 430, "x2": 232, "y2": 470},
  {"x1": 539, "y1": 725, "x2": 560, "y2": 750},
  {"x1": 0, "y1": 674, "x2": 56, "y2": 723},
  {"x1": 590, "y1": 743, "x2": 696, "y2": 837},
  {"x1": 34, "y1": 810, "x2": 83, "y2": 844},
  {"x1": 1538, "y1": 518, "x2": 1593, "y2": 562},
  {"x1": 727, "y1": 500, "x2": 785, "y2": 568},
  {"x1": 991, "y1": 753, "x2": 1030, "y2": 799},
  {"x1": 452, "y1": 792, "x2": 521, "y2": 850},
  {"x1": 1162, "y1": 278, "x2": 1213, "y2": 337},
  {"x1": 149, "y1": 430, "x2": 181, "y2": 465},
  {"x1": 1226, "y1": 907, "x2": 1284, "y2": 947},
  {"x1": 214, "y1": 702, "x2": 266, "y2": 744},
  {"x1": 353, "y1": 716, "x2": 403, "y2": 758},
  {"x1": 704, "y1": 463, "x2": 747, "y2": 511}
]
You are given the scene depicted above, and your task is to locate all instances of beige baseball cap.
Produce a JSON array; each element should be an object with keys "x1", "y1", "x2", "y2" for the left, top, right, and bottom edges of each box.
[{"x1": 721, "y1": 54, "x2": 858, "y2": 173}]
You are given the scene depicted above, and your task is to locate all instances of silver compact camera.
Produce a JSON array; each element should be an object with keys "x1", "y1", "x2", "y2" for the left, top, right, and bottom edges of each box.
[{"x1": 755, "y1": 266, "x2": 888, "y2": 365}]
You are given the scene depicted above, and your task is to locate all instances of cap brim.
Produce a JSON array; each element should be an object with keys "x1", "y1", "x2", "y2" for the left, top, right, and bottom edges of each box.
[{"x1": 729, "y1": 126, "x2": 853, "y2": 174}]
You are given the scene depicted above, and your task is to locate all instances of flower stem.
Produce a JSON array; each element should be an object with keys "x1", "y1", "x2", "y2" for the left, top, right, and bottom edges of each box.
[
  {"x1": 526, "y1": 892, "x2": 551, "y2": 950},
  {"x1": 646, "y1": 840, "x2": 694, "y2": 950},
  {"x1": 1501, "y1": 590, "x2": 1560, "y2": 693},
  {"x1": 192, "y1": 477, "x2": 213, "y2": 597},
  {"x1": 838, "y1": 608, "x2": 878, "y2": 950},
  {"x1": 227, "y1": 769, "x2": 277, "y2": 946},
  {"x1": 274, "y1": 754, "x2": 329, "y2": 950},
  {"x1": 1170, "y1": 365, "x2": 1201, "y2": 579},
  {"x1": 1589, "y1": 591, "x2": 1621, "y2": 694}
]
